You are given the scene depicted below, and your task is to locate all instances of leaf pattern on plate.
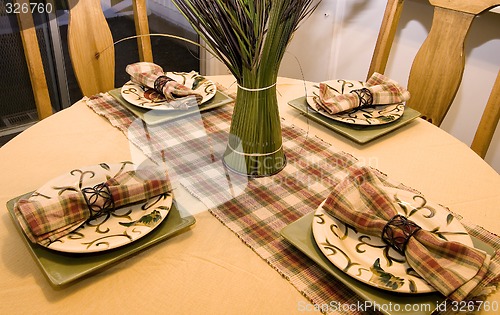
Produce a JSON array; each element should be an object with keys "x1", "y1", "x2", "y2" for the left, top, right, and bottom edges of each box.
[
  {"x1": 119, "y1": 209, "x2": 163, "y2": 228},
  {"x1": 370, "y1": 258, "x2": 405, "y2": 290}
]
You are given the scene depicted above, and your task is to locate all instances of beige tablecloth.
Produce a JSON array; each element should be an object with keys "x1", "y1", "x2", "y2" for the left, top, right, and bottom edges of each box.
[{"x1": 0, "y1": 76, "x2": 498, "y2": 314}]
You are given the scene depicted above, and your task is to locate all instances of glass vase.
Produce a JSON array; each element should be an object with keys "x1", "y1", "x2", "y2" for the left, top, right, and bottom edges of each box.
[{"x1": 222, "y1": 83, "x2": 286, "y2": 177}]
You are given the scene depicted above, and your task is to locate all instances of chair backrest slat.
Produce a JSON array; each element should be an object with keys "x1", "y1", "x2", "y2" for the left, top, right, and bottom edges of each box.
[
  {"x1": 16, "y1": 0, "x2": 53, "y2": 119},
  {"x1": 67, "y1": 0, "x2": 115, "y2": 96},
  {"x1": 132, "y1": 0, "x2": 153, "y2": 62},
  {"x1": 68, "y1": 0, "x2": 153, "y2": 96},
  {"x1": 367, "y1": 0, "x2": 405, "y2": 80},
  {"x1": 471, "y1": 70, "x2": 500, "y2": 158},
  {"x1": 406, "y1": 7, "x2": 474, "y2": 125},
  {"x1": 430, "y1": 0, "x2": 500, "y2": 14}
]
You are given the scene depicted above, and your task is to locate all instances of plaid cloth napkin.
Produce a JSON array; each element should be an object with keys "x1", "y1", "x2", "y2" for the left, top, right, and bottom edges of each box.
[
  {"x1": 14, "y1": 169, "x2": 171, "y2": 246},
  {"x1": 315, "y1": 72, "x2": 410, "y2": 114},
  {"x1": 322, "y1": 166, "x2": 496, "y2": 302},
  {"x1": 126, "y1": 62, "x2": 202, "y2": 106}
]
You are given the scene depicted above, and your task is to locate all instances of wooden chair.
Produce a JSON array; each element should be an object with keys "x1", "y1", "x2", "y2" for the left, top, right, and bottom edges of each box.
[
  {"x1": 17, "y1": 0, "x2": 153, "y2": 120},
  {"x1": 16, "y1": 0, "x2": 53, "y2": 120},
  {"x1": 368, "y1": 0, "x2": 500, "y2": 158},
  {"x1": 67, "y1": 0, "x2": 153, "y2": 96}
]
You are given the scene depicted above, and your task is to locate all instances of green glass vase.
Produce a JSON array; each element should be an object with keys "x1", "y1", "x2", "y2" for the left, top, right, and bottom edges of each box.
[{"x1": 222, "y1": 83, "x2": 286, "y2": 177}]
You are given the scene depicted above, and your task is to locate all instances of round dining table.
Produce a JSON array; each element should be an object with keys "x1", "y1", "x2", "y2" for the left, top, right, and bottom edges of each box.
[{"x1": 0, "y1": 75, "x2": 498, "y2": 315}]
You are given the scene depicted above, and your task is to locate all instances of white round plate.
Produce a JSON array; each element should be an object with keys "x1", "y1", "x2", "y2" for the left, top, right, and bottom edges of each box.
[
  {"x1": 306, "y1": 79, "x2": 405, "y2": 125},
  {"x1": 121, "y1": 71, "x2": 216, "y2": 110},
  {"x1": 312, "y1": 187, "x2": 472, "y2": 293},
  {"x1": 35, "y1": 162, "x2": 172, "y2": 253}
]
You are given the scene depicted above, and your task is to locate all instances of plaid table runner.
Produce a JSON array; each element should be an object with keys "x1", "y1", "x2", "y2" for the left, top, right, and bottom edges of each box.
[{"x1": 87, "y1": 87, "x2": 500, "y2": 314}]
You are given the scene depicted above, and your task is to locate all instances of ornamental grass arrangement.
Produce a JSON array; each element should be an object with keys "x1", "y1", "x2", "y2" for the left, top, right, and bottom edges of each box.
[{"x1": 172, "y1": 0, "x2": 320, "y2": 177}]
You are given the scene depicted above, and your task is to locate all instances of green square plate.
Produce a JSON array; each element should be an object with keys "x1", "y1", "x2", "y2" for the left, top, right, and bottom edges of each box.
[
  {"x1": 7, "y1": 193, "x2": 195, "y2": 287},
  {"x1": 287, "y1": 97, "x2": 421, "y2": 144},
  {"x1": 280, "y1": 212, "x2": 495, "y2": 315},
  {"x1": 109, "y1": 88, "x2": 233, "y2": 126}
]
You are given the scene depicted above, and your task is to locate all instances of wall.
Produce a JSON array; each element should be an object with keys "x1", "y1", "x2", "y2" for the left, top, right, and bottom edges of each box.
[{"x1": 205, "y1": 0, "x2": 500, "y2": 172}]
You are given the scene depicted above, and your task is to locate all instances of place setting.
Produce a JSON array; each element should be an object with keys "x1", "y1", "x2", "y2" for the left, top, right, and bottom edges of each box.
[
  {"x1": 281, "y1": 166, "x2": 498, "y2": 314},
  {"x1": 108, "y1": 62, "x2": 234, "y2": 125},
  {"x1": 288, "y1": 72, "x2": 421, "y2": 144},
  {"x1": 6, "y1": 161, "x2": 195, "y2": 287}
]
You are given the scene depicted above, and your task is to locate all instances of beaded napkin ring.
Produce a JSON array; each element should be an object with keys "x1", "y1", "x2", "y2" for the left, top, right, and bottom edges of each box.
[
  {"x1": 381, "y1": 214, "x2": 422, "y2": 255},
  {"x1": 82, "y1": 183, "x2": 115, "y2": 221},
  {"x1": 351, "y1": 87, "x2": 374, "y2": 108},
  {"x1": 154, "y1": 75, "x2": 175, "y2": 93}
]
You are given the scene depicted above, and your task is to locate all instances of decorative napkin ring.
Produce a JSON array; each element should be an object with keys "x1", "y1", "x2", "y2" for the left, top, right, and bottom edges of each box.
[
  {"x1": 351, "y1": 88, "x2": 373, "y2": 108},
  {"x1": 82, "y1": 183, "x2": 115, "y2": 220},
  {"x1": 381, "y1": 214, "x2": 421, "y2": 255},
  {"x1": 154, "y1": 75, "x2": 175, "y2": 93}
]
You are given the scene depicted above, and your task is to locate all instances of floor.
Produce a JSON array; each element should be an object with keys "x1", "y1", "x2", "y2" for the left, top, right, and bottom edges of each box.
[{"x1": 0, "y1": 133, "x2": 18, "y2": 147}]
